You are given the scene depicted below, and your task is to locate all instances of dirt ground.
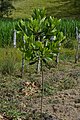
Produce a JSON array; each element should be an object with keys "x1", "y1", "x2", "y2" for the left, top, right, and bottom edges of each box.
[{"x1": 0, "y1": 62, "x2": 80, "y2": 120}]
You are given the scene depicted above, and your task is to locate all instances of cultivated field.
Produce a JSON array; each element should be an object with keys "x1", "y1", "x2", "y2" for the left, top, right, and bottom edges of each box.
[{"x1": 0, "y1": 0, "x2": 80, "y2": 120}]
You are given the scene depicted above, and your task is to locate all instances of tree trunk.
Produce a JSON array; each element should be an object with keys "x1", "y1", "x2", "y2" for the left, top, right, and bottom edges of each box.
[
  {"x1": 75, "y1": 27, "x2": 79, "y2": 63},
  {"x1": 37, "y1": 57, "x2": 41, "y2": 73},
  {"x1": 41, "y1": 60, "x2": 44, "y2": 120}
]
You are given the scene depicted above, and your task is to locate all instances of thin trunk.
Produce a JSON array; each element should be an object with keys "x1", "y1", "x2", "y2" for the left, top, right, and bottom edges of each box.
[
  {"x1": 76, "y1": 27, "x2": 78, "y2": 40},
  {"x1": 41, "y1": 60, "x2": 44, "y2": 120},
  {"x1": 75, "y1": 27, "x2": 79, "y2": 63},
  {"x1": 56, "y1": 43, "x2": 61, "y2": 64},
  {"x1": 37, "y1": 37, "x2": 41, "y2": 73},
  {"x1": 37, "y1": 57, "x2": 41, "y2": 73},
  {"x1": 56, "y1": 53, "x2": 60, "y2": 63}
]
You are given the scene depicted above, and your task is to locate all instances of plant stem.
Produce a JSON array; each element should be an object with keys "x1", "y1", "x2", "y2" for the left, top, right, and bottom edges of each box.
[
  {"x1": 41, "y1": 60, "x2": 44, "y2": 120},
  {"x1": 37, "y1": 57, "x2": 41, "y2": 73}
]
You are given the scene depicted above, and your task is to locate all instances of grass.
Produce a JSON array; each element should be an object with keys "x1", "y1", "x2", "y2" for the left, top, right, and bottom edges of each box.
[
  {"x1": 0, "y1": 19, "x2": 17, "y2": 47},
  {"x1": 60, "y1": 48, "x2": 76, "y2": 62},
  {"x1": 0, "y1": 48, "x2": 22, "y2": 75},
  {"x1": 0, "y1": 0, "x2": 80, "y2": 119},
  {"x1": 10, "y1": 0, "x2": 80, "y2": 19}
]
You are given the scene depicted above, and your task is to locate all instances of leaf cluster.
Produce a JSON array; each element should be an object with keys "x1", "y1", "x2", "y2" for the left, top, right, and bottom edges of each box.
[{"x1": 16, "y1": 8, "x2": 65, "y2": 65}]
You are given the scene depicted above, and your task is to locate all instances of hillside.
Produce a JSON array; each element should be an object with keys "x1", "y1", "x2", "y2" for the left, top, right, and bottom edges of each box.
[{"x1": 11, "y1": 0, "x2": 80, "y2": 19}]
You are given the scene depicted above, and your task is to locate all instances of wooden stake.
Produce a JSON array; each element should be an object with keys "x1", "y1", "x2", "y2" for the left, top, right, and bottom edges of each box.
[{"x1": 13, "y1": 29, "x2": 16, "y2": 48}]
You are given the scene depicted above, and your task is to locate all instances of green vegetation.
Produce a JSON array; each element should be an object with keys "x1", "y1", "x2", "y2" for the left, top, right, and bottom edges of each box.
[
  {"x1": 16, "y1": 8, "x2": 65, "y2": 117},
  {"x1": 0, "y1": 9, "x2": 79, "y2": 119},
  {"x1": 0, "y1": 18, "x2": 17, "y2": 47},
  {"x1": 0, "y1": 18, "x2": 80, "y2": 48},
  {"x1": 0, "y1": 1, "x2": 80, "y2": 119},
  {"x1": 0, "y1": 48, "x2": 22, "y2": 74},
  {"x1": 10, "y1": 0, "x2": 80, "y2": 19}
]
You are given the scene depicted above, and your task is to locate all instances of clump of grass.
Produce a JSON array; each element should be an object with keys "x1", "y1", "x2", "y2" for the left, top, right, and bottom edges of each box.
[
  {"x1": 1, "y1": 57, "x2": 15, "y2": 75},
  {"x1": 0, "y1": 48, "x2": 22, "y2": 75},
  {"x1": 60, "y1": 48, "x2": 75, "y2": 62}
]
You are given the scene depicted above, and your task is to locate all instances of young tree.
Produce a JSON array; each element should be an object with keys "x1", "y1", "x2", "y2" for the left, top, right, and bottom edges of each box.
[
  {"x1": 16, "y1": 8, "x2": 65, "y2": 118},
  {"x1": 0, "y1": 0, "x2": 15, "y2": 17}
]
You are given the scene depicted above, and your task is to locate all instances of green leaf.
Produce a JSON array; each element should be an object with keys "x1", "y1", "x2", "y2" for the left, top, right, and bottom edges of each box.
[
  {"x1": 25, "y1": 49, "x2": 33, "y2": 59},
  {"x1": 16, "y1": 8, "x2": 65, "y2": 70},
  {"x1": 35, "y1": 41, "x2": 44, "y2": 49},
  {"x1": 45, "y1": 57, "x2": 53, "y2": 62}
]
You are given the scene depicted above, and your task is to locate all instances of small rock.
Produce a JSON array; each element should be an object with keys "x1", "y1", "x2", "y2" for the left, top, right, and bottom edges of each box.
[{"x1": 0, "y1": 115, "x2": 3, "y2": 120}]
